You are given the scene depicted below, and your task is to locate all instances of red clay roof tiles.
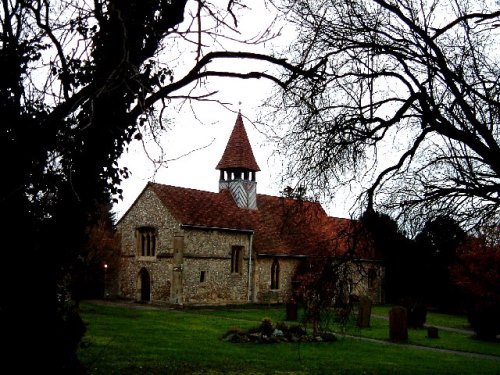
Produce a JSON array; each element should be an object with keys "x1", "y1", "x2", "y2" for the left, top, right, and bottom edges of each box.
[{"x1": 148, "y1": 182, "x2": 369, "y2": 258}]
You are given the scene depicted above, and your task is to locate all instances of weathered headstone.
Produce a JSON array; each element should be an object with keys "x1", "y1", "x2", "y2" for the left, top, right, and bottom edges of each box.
[
  {"x1": 286, "y1": 298, "x2": 298, "y2": 321},
  {"x1": 389, "y1": 305, "x2": 408, "y2": 342},
  {"x1": 357, "y1": 295, "x2": 372, "y2": 328},
  {"x1": 427, "y1": 326, "x2": 439, "y2": 339}
]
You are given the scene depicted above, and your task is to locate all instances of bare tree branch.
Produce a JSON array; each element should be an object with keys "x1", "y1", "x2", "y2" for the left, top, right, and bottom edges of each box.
[{"x1": 269, "y1": 0, "x2": 500, "y2": 230}]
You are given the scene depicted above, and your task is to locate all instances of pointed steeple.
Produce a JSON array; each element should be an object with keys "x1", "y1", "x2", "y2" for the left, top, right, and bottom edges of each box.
[
  {"x1": 216, "y1": 112, "x2": 260, "y2": 209},
  {"x1": 216, "y1": 112, "x2": 260, "y2": 171}
]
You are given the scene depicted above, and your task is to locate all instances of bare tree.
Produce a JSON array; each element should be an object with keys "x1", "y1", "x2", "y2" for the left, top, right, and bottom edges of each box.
[
  {"x1": 291, "y1": 212, "x2": 375, "y2": 336},
  {"x1": 268, "y1": 0, "x2": 500, "y2": 231},
  {"x1": 294, "y1": 255, "x2": 360, "y2": 336},
  {"x1": 0, "y1": 1, "x2": 319, "y2": 371}
]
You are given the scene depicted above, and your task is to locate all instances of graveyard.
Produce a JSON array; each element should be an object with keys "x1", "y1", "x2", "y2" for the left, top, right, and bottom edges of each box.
[{"x1": 77, "y1": 300, "x2": 500, "y2": 374}]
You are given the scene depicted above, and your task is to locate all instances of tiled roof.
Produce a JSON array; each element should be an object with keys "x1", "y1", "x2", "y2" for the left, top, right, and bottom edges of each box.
[
  {"x1": 216, "y1": 113, "x2": 261, "y2": 171},
  {"x1": 148, "y1": 182, "x2": 373, "y2": 258}
]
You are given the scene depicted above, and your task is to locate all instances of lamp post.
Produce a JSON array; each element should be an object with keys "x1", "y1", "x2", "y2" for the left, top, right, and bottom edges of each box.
[{"x1": 103, "y1": 263, "x2": 108, "y2": 299}]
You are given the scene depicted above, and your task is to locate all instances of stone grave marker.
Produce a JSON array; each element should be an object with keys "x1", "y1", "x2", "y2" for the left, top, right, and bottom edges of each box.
[
  {"x1": 427, "y1": 326, "x2": 439, "y2": 339},
  {"x1": 357, "y1": 295, "x2": 372, "y2": 328},
  {"x1": 389, "y1": 305, "x2": 408, "y2": 342}
]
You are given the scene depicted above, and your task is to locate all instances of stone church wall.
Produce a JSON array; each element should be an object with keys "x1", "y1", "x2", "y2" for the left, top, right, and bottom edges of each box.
[
  {"x1": 253, "y1": 257, "x2": 302, "y2": 303},
  {"x1": 181, "y1": 229, "x2": 251, "y2": 305},
  {"x1": 115, "y1": 186, "x2": 385, "y2": 306},
  {"x1": 116, "y1": 188, "x2": 179, "y2": 304},
  {"x1": 116, "y1": 187, "x2": 254, "y2": 305}
]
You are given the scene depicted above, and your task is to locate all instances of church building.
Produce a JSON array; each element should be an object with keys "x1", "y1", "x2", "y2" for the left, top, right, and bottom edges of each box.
[{"x1": 114, "y1": 113, "x2": 383, "y2": 305}]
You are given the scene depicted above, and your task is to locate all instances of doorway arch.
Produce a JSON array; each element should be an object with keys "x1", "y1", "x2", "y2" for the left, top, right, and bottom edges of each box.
[{"x1": 137, "y1": 268, "x2": 151, "y2": 302}]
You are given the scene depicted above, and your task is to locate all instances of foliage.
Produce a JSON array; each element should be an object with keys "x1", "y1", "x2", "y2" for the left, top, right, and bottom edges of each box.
[
  {"x1": 361, "y1": 210, "x2": 470, "y2": 315},
  {"x1": 467, "y1": 301, "x2": 500, "y2": 341},
  {"x1": 400, "y1": 297, "x2": 427, "y2": 328},
  {"x1": 414, "y1": 216, "x2": 466, "y2": 310},
  {"x1": 270, "y1": 0, "x2": 500, "y2": 231},
  {"x1": 259, "y1": 317, "x2": 275, "y2": 337},
  {"x1": 452, "y1": 233, "x2": 500, "y2": 303},
  {"x1": 221, "y1": 317, "x2": 323, "y2": 344},
  {"x1": 0, "y1": 1, "x2": 320, "y2": 371},
  {"x1": 293, "y1": 256, "x2": 357, "y2": 336},
  {"x1": 451, "y1": 231, "x2": 500, "y2": 339},
  {"x1": 415, "y1": 217, "x2": 466, "y2": 265},
  {"x1": 73, "y1": 203, "x2": 121, "y2": 301},
  {"x1": 359, "y1": 210, "x2": 417, "y2": 303}
]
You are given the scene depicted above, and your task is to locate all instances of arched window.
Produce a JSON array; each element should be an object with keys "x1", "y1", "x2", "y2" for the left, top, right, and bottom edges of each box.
[
  {"x1": 368, "y1": 268, "x2": 377, "y2": 289},
  {"x1": 271, "y1": 259, "x2": 280, "y2": 290},
  {"x1": 231, "y1": 246, "x2": 243, "y2": 274},
  {"x1": 136, "y1": 227, "x2": 156, "y2": 257}
]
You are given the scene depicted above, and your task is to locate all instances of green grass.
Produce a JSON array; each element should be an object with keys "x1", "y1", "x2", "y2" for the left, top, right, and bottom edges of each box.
[
  {"x1": 371, "y1": 305, "x2": 471, "y2": 330},
  {"x1": 77, "y1": 301, "x2": 500, "y2": 374}
]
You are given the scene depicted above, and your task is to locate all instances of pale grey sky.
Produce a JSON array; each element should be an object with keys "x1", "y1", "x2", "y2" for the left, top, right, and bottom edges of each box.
[
  {"x1": 112, "y1": 2, "x2": 355, "y2": 221},
  {"x1": 112, "y1": 84, "x2": 284, "y2": 221}
]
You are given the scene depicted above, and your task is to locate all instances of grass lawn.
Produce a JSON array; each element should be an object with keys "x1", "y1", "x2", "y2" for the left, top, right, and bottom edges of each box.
[
  {"x1": 371, "y1": 305, "x2": 471, "y2": 330},
  {"x1": 77, "y1": 301, "x2": 500, "y2": 375}
]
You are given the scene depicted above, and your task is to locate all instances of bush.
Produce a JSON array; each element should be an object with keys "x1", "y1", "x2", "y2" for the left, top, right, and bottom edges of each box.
[
  {"x1": 223, "y1": 320, "x2": 327, "y2": 344},
  {"x1": 260, "y1": 317, "x2": 274, "y2": 337},
  {"x1": 467, "y1": 300, "x2": 500, "y2": 340},
  {"x1": 288, "y1": 324, "x2": 307, "y2": 337},
  {"x1": 275, "y1": 321, "x2": 289, "y2": 333},
  {"x1": 401, "y1": 297, "x2": 427, "y2": 328}
]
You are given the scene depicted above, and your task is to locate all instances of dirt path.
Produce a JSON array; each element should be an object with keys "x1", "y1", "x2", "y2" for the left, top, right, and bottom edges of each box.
[{"x1": 343, "y1": 333, "x2": 500, "y2": 361}]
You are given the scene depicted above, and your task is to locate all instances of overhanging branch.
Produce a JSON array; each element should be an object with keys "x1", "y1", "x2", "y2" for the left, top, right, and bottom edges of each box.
[{"x1": 128, "y1": 50, "x2": 321, "y2": 121}]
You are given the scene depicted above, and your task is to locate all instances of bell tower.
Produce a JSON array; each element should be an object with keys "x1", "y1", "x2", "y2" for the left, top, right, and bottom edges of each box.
[{"x1": 216, "y1": 112, "x2": 260, "y2": 209}]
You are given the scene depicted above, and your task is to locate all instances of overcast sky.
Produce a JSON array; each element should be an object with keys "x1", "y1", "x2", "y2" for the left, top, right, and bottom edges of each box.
[
  {"x1": 112, "y1": 3, "x2": 355, "y2": 221},
  {"x1": 112, "y1": 82, "x2": 284, "y2": 220},
  {"x1": 113, "y1": 91, "x2": 357, "y2": 222}
]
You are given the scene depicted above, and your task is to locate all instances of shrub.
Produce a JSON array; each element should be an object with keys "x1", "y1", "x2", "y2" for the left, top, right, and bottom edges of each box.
[
  {"x1": 467, "y1": 300, "x2": 500, "y2": 340},
  {"x1": 401, "y1": 297, "x2": 427, "y2": 328},
  {"x1": 260, "y1": 317, "x2": 274, "y2": 337},
  {"x1": 288, "y1": 324, "x2": 307, "y2": 337},
  {"x1": 275, "y1": 321, "x2": 289, "y2": 333}
]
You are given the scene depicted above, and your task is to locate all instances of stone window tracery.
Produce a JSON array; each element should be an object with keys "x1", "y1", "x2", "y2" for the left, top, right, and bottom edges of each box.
[{"x1": 136, "y1": 226, "x2": 156, "y2": 257}]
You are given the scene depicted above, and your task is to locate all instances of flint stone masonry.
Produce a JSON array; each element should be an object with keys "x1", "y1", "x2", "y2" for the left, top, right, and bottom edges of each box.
[
  {"x1": 112, "y1": 113, "x2": 384, "y2": 307},
  {"x1": 116, "y1": 184, "x2": 385, "y2": 306},
  {"x1": 117, "y1": 188, "x2": 258, "y2": 305},
  {"x1": 254, "y1": 257, "x2": 299, "y2": 303},
  {"x1": 117, "y1": 189, "x2": 178, "y2": 304}
]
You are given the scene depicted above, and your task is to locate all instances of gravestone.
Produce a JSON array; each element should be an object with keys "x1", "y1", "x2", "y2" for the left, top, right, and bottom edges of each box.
[
  {"x1": 357, "y1": 295, "x2": 372, "y2": 328},
  {"x1": 427, "y1": 326, "x2": 439, "y2": 339},
  {"x1": 286, "y1": 298, "x2": 298, "y2": 321},
  {"x1": 389, "y1": 305, "x2": 408, "y2": 342}
]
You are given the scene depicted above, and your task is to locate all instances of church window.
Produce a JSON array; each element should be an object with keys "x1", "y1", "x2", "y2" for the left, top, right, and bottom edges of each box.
[
  {"x1": 271, "y1": 259, "x2": 280, "y2": 290},
  {"x1": 200, "y1": 271, "x2": 206, "y2": 283},
  {"x1": 136, "y1": 227, "x2": 156, "y2": 257},
  {"x1": 368, "y1": 268, "x2": 377, "y2": 289},
  {"x1": 231, "y1": 246, "x2": 243, "y2": 274}
]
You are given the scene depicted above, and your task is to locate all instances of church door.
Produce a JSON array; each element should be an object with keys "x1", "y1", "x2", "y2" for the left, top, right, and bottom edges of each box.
[{"x1": 139, "y1": 268, "x2": 151, "y2": 302}]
